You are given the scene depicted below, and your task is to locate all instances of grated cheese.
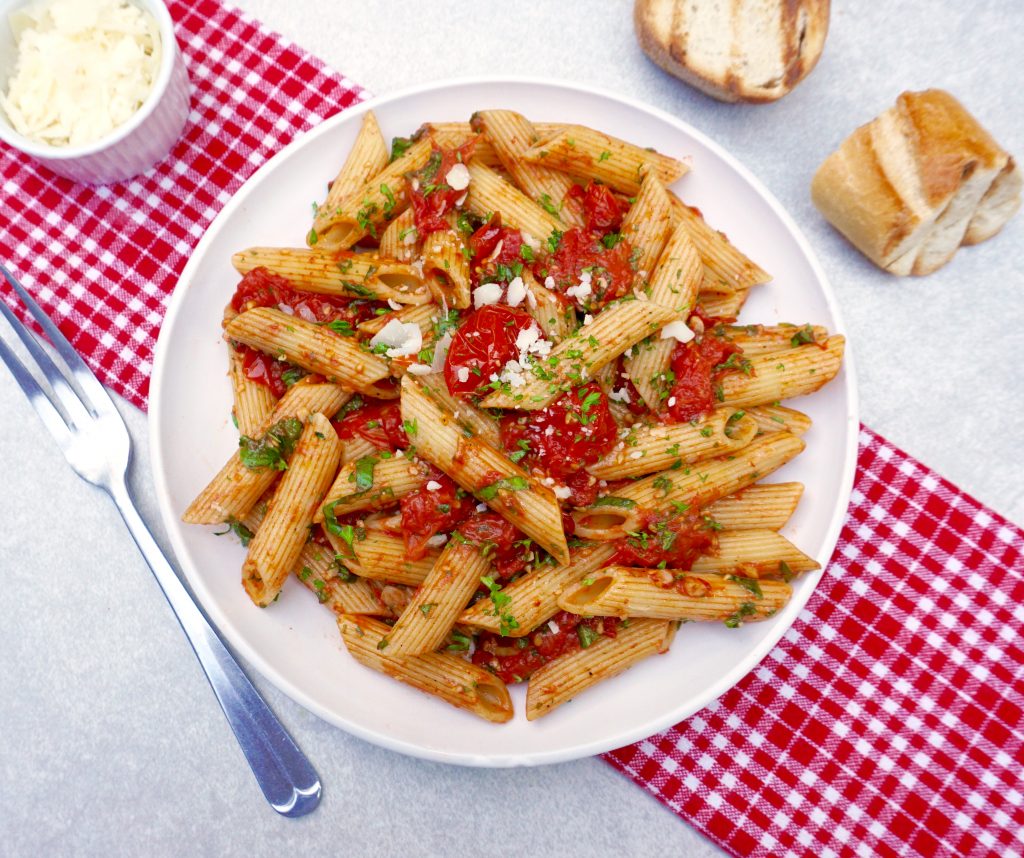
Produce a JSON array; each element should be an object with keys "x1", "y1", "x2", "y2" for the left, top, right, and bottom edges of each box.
[
  {"x1": 661, "y1": 320, "x2": 695, "y2": 344},
  {"x1": 369, "y1": 319, "x2": 422, "y2": 358},
  {"x1": 2, "y1": 0, "x2": 162, "y2": 148}
]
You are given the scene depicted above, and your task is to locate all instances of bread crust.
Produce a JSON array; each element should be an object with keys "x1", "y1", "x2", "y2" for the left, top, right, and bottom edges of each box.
[
  {"x1": 811, "y1": 89, "x2": 1019, "y2": 275},
  {"x1": 634, "y1": 0, "x2": 830, "y2": 103}
]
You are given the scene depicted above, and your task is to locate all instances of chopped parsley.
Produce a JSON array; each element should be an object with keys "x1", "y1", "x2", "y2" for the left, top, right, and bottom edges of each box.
[
  {"x1": 481, "y1": 575, "x2": 519, "y2": 636},
  {"x1": 577, "y1": 624, "x2": 598, "y2": 648},
  {"x1": 238, "y1": 417, "x2": 303, "y2": 471},
  {"x1": 790, "y1": 324, "x2": 816, "y2": 347},
  {"x1": 477, "y1": 475, "x2": 529, "y2": 501},
  {"x1": 592, "y1": 496, "x2": 636, "y2": 509},
  {"x1": 352, "y1": 456, "x2": 379, "y2": 491},
  {"x1": 213, "y1": 519, "x2": 255, "y2": 547}
]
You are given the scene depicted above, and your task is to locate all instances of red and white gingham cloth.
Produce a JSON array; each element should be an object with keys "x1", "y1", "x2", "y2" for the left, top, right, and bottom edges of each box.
[
  {"x1": 605, "y1": 429, "x2": 1024, "y2": 857},
  {"x1": 1, "y1": 3, "x2": 1021, "y2": 856},
  {"x1": 0, "y1": 0, "x2": 367, "y2": 409}
]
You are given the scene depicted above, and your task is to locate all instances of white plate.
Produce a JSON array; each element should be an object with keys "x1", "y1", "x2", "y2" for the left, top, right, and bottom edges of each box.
[{"x1": 150, "y1": 78, "x2": 858, "y2": 767}]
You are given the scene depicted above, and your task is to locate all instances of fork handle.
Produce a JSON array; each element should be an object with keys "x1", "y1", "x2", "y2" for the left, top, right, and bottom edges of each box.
[{"x1": 107, "y1": 478, "x2": 321, "y2": 817}]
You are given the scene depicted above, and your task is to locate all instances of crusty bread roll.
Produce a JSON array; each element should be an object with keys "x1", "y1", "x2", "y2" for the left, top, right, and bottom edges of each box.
[
  {"x1": 634, "y1": 0, "x2": 829, "y2": 103},
  {"x1": 811, "y1": 89, "x2": 1021, "y2": 276}
]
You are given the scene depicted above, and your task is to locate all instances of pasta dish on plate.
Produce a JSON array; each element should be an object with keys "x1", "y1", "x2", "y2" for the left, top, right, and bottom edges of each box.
[{"x1": 180, "y1": 109, "x2": 844, "y2": 723}]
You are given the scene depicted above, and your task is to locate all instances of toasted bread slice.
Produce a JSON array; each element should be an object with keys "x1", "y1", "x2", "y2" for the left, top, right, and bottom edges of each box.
[
  {"x1": 811, "y1": 89, "x2": 1020, "y2": 275},
  {"x1": 634, "y1": 0, "x2": 830, "y2": 103}
]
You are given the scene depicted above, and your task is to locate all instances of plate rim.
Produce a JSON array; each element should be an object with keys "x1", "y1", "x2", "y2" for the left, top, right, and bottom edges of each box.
[{"x1": 149, "y1": 75, "x2": 859, "y2": 767}]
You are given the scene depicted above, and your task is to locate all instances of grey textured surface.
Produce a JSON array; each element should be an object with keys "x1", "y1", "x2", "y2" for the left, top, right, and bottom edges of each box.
[{"x1": 1, "y1": 1, "x2": 1022, "y2": 856}]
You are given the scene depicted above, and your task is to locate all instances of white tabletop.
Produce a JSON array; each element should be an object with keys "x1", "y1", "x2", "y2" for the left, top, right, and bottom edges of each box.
[{"x1": 2, "y1": 2, "x2": 1021, "y2": 856}]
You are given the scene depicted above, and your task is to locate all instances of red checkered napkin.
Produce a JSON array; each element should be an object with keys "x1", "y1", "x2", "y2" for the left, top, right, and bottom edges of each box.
[
  {"x1": 0, "y1": 0, "x2": 367, "y2": 409},
  {"x1": 1, "y1": 5, "x2": 1021, "y2": 856},
  {"x1": 605, "y1": 426, "x2": 1024, "y2": 858}
]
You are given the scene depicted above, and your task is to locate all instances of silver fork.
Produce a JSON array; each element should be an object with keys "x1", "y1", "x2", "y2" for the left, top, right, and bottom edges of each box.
[{"x1": 0, "y1": 264, "x2": 321, "y2": 817}]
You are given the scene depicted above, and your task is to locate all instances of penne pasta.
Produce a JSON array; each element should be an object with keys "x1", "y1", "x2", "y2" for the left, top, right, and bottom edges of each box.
[
  {"x1": 474, "y1": 109, "x2": 585, "y2": 227},
  {"x1": 720, "y1": 336, "x2": 845, "y2": 408},
  {"x1": 422, "y1": 222, "x2": 472, "y2": 309},
  {"x1": 182, "y1": 381, "x2": 349, "y2": 525},
  {"x1": 242, "y1": 413, "x2": 343, "y2": 607},
  {"x1": 381, "y1": 540, "x2": 493, "y2": 656},
  {"x1": 227, "y1": 339, "x2": 277, "y2": 436},
  {"x1": 744, "y1": 404, "x2": 813, "y2": 436},
  {"x1": 704, "y1": 483, "x2": 804, "y2": 532},
  {"x1": 480, "y1": 297, "x2": 677, "y2": 410},
  {"x1": 586, "y1": 408, "x2": 758, "y2": 479},
  {"x1": 623, "y1": 220, "x2": 703, "y2": 408},
  {"x1": 415, "y1": 371, "x2": 502, "y2": 448},
  {"x1": 338, "y1": 614, "x2": 513, "y2": 723},
  {"x1": 465, "y1": 160, "x2": 562, "y2": 245},
  {"x1": 522, "y1": 269, "x2": 576, "y2": 343},
  {"x1": 573, "y1": 432, "x2": 806, "y2": 537},
  {"x1": 316, "y1": 453, "x2": 429, "y2": 520},
  {"x1": 311, "y1": 110, "x2": 389, "y2": 249},
  {"x1": 315, "y1": 137, "x2": 434, "y2": 249},
  {"x1": 225, "y1": 307, "x2": 391, "y2": 394},
  {"x1": 347, "y1": 529, "x2": 439, "y2": 586},
  {"x1": 232, "y1": 247, "x2": 432, "y2": 306},
  {"x1": 378, "y1": 208, "x2": 419, "y2": 262},
  {"x1": 716, "y1": 322, "x2": 831, "y2": 355},
  {"x1": 525, "y1": 618, "x2": 673, "y2": 720},
  {"x1": 358, "y1": 302, "x2": 439, "y2": 338},
  {"x1": 521, "y1": 125, "x2": 690, "y2": 195},
  {"x1": 691, "y1": 529, "x2": 819, "y2": 578},
  {"x1": 620, "y1": 172, "x2": 674, "y2": 291},
  {"x1": 669, "y1": 195, "x2": 771, "y2": 292},
  {"x1": 558, "y1": 567, "x2": 791, "y2": 623},
  {"x1": 401, "y1": 375, "x2": 570, "y2": 564},
  {"x1": 239, "y1": 505, "x2": 387, "y2": 616},
  {"x1": 458, "y1": 542, "x2": 617, "y2": 637}
]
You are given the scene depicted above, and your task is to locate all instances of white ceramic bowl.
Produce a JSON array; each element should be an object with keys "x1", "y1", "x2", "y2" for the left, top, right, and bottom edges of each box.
[
  {"x1": 151, "y1": 78, "x2": 859, "y2": 767},
  {"x1": 0, "y1": 0, "x2": 190, "y2": 184}
]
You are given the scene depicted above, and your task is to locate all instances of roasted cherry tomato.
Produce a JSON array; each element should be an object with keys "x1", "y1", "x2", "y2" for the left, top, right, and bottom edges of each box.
[
  {"x1": 471, "y1": 611, "x2": 619, "y2": 683},
  {"x1": 664, "y1": 328, "x2": 745, "y2": 423},
  {"x1": 444, "y1": 304, "x2": 535, "y2": 397},
  {"x1": 399, "y1": 472, "x2": 476, "y2": 560},
  {"x1": 409, "y1": 140, "x2": 476, "y2": 234},
  {"x1": 566, "y1": 180, "x2": 629, "y2": 234},
  {"x1": 500, "y1": 382, "x2": 617, "y2": 484},
  {"x1": 537, "y1": 227, "x2": 634, "y2": 310},
  {"x1": 331, "y1": 399, "x2": 408, "y2": 450},
  {"x1": 457, "y1": 512, "x2": 531, "y2": 578},
  {"x1": 609, "y1": 508, "x2": 716, "y2": 569}
]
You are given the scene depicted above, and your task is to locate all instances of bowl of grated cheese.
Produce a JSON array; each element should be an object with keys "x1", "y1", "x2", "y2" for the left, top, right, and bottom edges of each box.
[{"x1": 0, "y1": 0, "x2": 189, "y2": 184}]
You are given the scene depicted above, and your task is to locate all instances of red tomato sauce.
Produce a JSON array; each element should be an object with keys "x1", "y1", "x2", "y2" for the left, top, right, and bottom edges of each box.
[
  {"x1": 664, "y1": 327, "x2": 745, "y2": 423},
  {"x1": 237, "y1": 344, "x2": 291, "y2": 398},
  {"x1": 536, "y1": 227, "x2": 635, "y2": 310},
  {"x1": 472, "y1": 611, "x2": 620, "y2": 684},
  {"x1": 468, "y1": 215, "x2": 526, "y2": 286},
  {"x1": 500, "y1": 381, "x2": 617, "y2": 506},
  {"x1": 331, "y1": 399, "x2": 409, "y2": 450},
  {"x1": 457, "y1": 511, "x2": 531, "y2": 578},
  {"x1": 566, "y1": 180, "x2": 630, "y2": 235},
  {"x1": 231, "y1": 266, "x2": 372, "y2": 325},
  {"x1": 409, "y1": 140, "x2": 476, "y2": 235},
  {"x1": 399, "y1": 472, "x2": 476, "y2": 560},
  {"x1": 609, "y1": 508, "x2": 715, "y2": 569},
  {"x1": 444, "y1": 304, "x2": 535, "y2": 397}
]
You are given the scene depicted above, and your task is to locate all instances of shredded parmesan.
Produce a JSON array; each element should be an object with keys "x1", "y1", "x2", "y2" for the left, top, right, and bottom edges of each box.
[
  {"x1": 661, "y1": 320, "x2": 695, "y2": 343},
  {"x1": 445, "y1": 162, "x2": 470, "y2": 191},
  {"x1": 473, "y1": 282, "x2": 503, "y2": 308},
  {"x1": 369, "y1": 319, "x2": 422, "y2": 358},
  {"x1": 2, "y1": 0, "x2": 162, "y2": 148}
]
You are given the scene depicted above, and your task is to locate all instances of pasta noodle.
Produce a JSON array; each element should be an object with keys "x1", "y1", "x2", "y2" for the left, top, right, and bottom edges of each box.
[{"x1": 184, "y1": 110, "x2": 847, "y2": 724}]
